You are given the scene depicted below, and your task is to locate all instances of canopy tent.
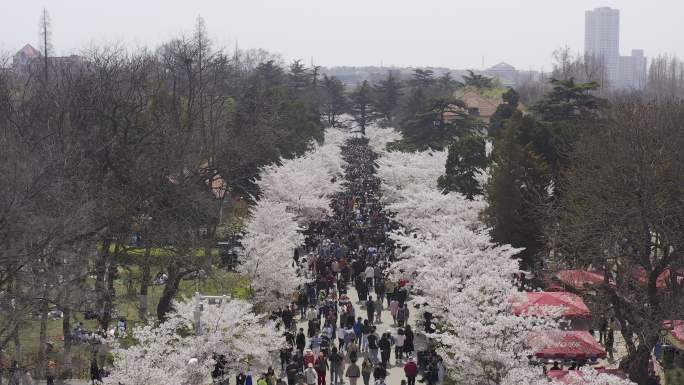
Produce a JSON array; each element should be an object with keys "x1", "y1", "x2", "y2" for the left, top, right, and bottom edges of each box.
[
  {"x1": 547, "y1": 369, "x2": 627, "y2": 384},
  {"x1": 632, "y1": 267, "x2": 684, "y2": 290},
  {"x1": 532, "y1": 331, "x2": 606, "y2": 360},
  {"x1": 552, "y1": 270, "x2": 607, "y2": 290},
  {"x1": 511, "y1": 292, "x2": 592, "y2": 319},
  {"x1": 664, "y1": 320, "x2": 684, "y2": 351}
]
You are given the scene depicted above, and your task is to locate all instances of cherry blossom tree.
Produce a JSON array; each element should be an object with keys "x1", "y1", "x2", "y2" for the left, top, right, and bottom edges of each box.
[
  {"x1": 239, "y1": 199, "x2": 306, "y2": 312},
  {"x1": 258, "y1": 128, "x2": 347, "y2": 222},
  {"x1": 241, "y1": 128, "x2": 347, "y2": 311},
  {"x1": 105, "y1": 298, "x2": 282, "y2": 385},
  {"x1": 374, "y1": 128, "x2": 634, "y2": 385}
]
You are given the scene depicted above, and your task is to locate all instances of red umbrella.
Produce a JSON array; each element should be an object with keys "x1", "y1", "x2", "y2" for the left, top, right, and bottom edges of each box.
[
  {"x1": 532, "y1": 331, "x2": 606, "y2": 360},
  {"x1": 511, "y1": 292, "x2": 592, "y2": 319}
]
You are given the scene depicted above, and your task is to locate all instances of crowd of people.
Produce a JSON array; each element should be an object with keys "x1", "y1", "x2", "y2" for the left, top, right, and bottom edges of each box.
[{"x1": 249, "y1": 138, "x2": 445, "y2": 385}]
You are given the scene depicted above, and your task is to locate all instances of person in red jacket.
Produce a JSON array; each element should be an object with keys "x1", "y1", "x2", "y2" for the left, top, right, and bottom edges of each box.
[{"x1": 404, "y1": 357, "x2": 418, "y2": 385}]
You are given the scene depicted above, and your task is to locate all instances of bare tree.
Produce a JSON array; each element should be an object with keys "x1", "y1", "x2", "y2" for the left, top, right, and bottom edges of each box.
[{"x1": 553, "y1": 97, "x2": 684, "y2": 384}]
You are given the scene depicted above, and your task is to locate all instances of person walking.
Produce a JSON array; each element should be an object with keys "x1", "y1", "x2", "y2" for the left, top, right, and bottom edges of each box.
[
  {"x1": 361, "y1": 320, "x2": 371, "y2": 353},
  {"x1": 404, "y1": 357, "x2": 418, "y2": 385},
  {"x1": 378, "y1": 333, "x2": 392, "y2": 367},
  {"x1": 403, "y1": 326, "x2": 415, "y2": 357},
  {"x1": 389, "y1": 299, "x2": 399, "y2": 325},
  {"x1": 598, "y1": 317, "x2": 608, "y2": 344},
  {"x1": 366, "y1": 297, "x2": 375, "y2": 325},
  {"x1": 305, "y1": 364, "x2": 318, "y2": 385},
  {"x1": 396, "y1": 304, "x2": 409, "y2": 328},
  {"x1": 45, "y1": 360, "x2": 56, "y2": 385},
  {"x1": 367, "y1": 329, "x2": 379, "y2": 364},
  {"x1": 297, "y1": 329, "x2": 307, "y2": 354},
  {"x1": 286, "y1": 361, "x2": 300, "y2": 385},
  {"x1": 605, "y1": 327, "x2": 615, "y2": 362},
  {"x1": 374, "y1": 297, "x2": 383, "y2": 324},
  {"x1": 372, "y1": 363, "x2": 386, "y2": 385},
  {"x1": 90, "y1": 358, "x2": 102, "y2": 384},
  {"x1": 436, "y1": 357, "x2": 445, "y2": 385},
  {"x1": 345, "y1": 359, "x2": 361, "y2": 385},
  {"x1": 394, "y1": 328, "x2": 406, "y2": 362},
  {"x1": 329, "y1": 347, "x2": 342, "y2": 385},
  {"x1": 361, "y1": 358, "x2": 373, "y2": 385},
  {"x1": 315, "y1": 353, "x2": 328, "y2": 385}
]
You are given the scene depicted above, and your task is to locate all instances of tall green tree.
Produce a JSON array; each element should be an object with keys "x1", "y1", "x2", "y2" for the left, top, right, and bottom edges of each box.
[
  {"x1": 530, "y1": 78, "x2": 604, "y2": 180},
  {"x1": 437, "y1": 134, "x2": 489, "y2": 199},
  {"x1": 462, "y1": 70, "x2": 494, "y2": 89},
  {"x1": 408, "y1": 69, "x2": 436, "y2": 90},
  {"x1": 436, "y1": 72, "x2": 462, "y2": 97},
  {"x1": 399, "y1": 97, "x2": 473, "y2": 151},
  {"x1": 320, "y1": 74, "x2": 348, "y2": 127},
  {"x1": 349, "y1": 80, "x2": 376, "y2": 135},
  {"x1": 485, "y1": 111, "x2": 551, "y2": 270},
  {"x1": 373, "y1": 71, "x2": 402, "y2": 121},
  {"x1": 488, "y1": 88, "x2": 519, "y2": 137}
]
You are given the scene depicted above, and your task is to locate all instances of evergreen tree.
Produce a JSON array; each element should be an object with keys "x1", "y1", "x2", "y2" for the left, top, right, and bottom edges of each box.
[
  {"x1": 373, "y1": 71, "x2": 402, "y2": 121},
  {"x1": 288, "y1": 59, "x2": 310, "y2": 98},
  {"x1": 408, "y1": 69, "x2": 436, "y2": 90},
  {"x1": 437, "y1": 134, "x2": 489, "y2": 199},
  {"x1": 399, "y1": 97, "x2": 473, "y2": 151},
  {"x1": 462, "y1": 70, "x2": 494, "y2": 90},
  {"x1": 485, "y1": 111, "x2": 551, "y2": 270},
  {"x1": 530, "y1": 78, "x2": 604, "y2": 180},
  {"x1": 349, "y1": 80, "x2": 376, "y2": 135},
  {"x1": 320, "y1": 75, "x2": 348, "y2": 128},
  {"x1": 436, "y1": 72, "x2": 462, "y2": 97},
  {"x1": 488, "y1": 88, "x2": 519, "y2": 137}
]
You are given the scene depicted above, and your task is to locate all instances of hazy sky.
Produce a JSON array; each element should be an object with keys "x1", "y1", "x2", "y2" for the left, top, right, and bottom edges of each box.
[{"x1": 0, "y1": 0, "x2": 680, "y2": 70}]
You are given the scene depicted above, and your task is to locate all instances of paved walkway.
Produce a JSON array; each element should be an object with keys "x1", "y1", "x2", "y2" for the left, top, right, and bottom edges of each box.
[{"x1": 295, "y1": 285, "x2": 423, "y2": 385}]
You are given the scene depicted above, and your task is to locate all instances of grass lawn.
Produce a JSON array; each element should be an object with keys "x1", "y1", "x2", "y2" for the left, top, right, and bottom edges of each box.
[{"x1": 8, "y1": 265, "x2": 250, "y2": 379}]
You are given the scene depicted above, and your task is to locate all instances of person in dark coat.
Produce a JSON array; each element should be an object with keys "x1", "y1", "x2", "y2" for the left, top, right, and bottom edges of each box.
[
  {"x1": 372, "y1": 363, "x2": 386, "y2": 383},
  {"x1": 378, "y1": 333, "x2": 392, "y2": 367},
  {"x1": 366, "y1": 296, "x2": 375, "y2": 324},
  {"x1": 297, "y1": 328, "x2": 307, "y2": 353},
  {"x1": 403, "y1": 325, "x2": 415, "y2": 356},
  {"x1": 90, "y1": 358, "x2": 102, "y2": 384}
]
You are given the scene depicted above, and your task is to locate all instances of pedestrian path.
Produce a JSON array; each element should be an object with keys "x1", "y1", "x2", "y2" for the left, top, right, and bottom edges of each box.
[{"x1": 294, "y1": 284, "x2": 422, "y2": 385}]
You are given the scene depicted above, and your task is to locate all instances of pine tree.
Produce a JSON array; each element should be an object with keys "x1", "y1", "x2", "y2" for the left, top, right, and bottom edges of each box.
[
  {"x1": 489, "y1": 88, "x2": 519, "y2": 137},
  {"x1": 373, "y1": 71, "x2": 402, "y2": 121},
  {"x1": 437, "y1": 134, "x2": 489, "y2": 199},
  {"x1": 485, "y1": 111, "x2": 550, "y2": 270},
  {"x1": 349, "y1": 80, "x2": 376, "y2": 135},
  {"x1": 320, "y1": 75, "x2": 348, "y2": 127}
]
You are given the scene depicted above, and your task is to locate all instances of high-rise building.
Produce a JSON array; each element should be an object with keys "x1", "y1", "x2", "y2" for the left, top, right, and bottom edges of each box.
[
  {"x1": 585, "y1": 7, "x2": 620, "y2": 87},
  {"x1": 584, "y1": 7, "x2": 647, "y2": 89},
  {"x1": 619, "y1": 50, "x2": 648, "y2": 90}
]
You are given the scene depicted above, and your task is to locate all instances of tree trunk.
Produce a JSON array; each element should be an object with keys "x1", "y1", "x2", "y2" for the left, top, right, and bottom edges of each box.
[
  {"x1": 95, "y1": 239, "x2": 110, "y2": 331},
  {"x1": 156, "y1": 265, "x2": 183, "y2": 321},
  {"x1": 139, "y1": 247, "x2": 151, "y2": 320},
  {"x1": 38, "y1": 298, "x2": 48, "y2": 369},
  {"x1": 620, "y1": 338, "x2": 654, "y2": 385},
  {"x1": 12, "y1": 326, "x2": 20, "y2": 363},
  {"x1": 61, "y1": 306, "x2": 72, "y2": 379},
  {"x1": 99, "y1": 243, "x2": 119, "y2": 331}
]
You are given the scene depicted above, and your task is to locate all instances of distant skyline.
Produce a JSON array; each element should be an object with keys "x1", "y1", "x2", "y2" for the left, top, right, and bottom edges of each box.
[{"x1": 0, "y1": 0, "x2": 681, "y2": 70}]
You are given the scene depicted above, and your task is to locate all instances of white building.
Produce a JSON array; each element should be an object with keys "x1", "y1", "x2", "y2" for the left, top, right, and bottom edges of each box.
[
  {"x1": 585, "y1": 7, "x2": 646, "y2": 90},
  {"x1": 585, "y1": 7, "x2": 620, "y2": 87},
  {"x1": 619, "y1": 50, "x2": 648, "y2": 90},
  {"x1": 485, "y1": 62, "x2": 517, "y2": 87}
]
